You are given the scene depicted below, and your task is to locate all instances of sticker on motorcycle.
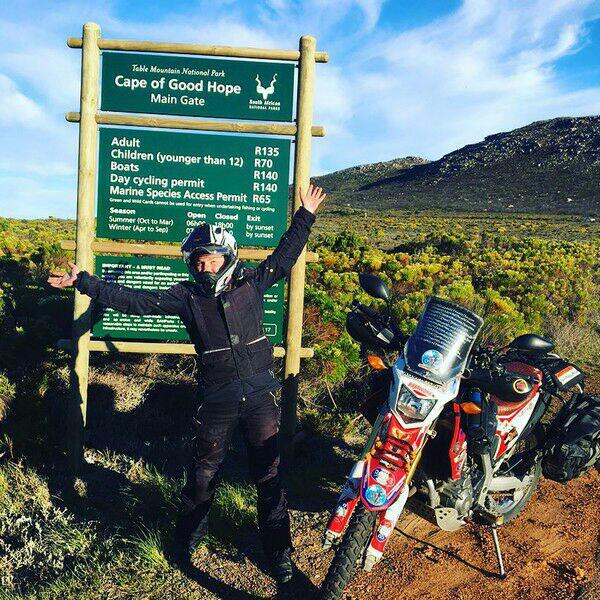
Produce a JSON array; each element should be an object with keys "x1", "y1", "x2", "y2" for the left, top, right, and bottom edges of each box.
[
  {"x1": 336, "y1": 502, "x2": 348, "y2": 516},
  {"x1": 365, "y1": 484, "x2": 387, "y2": 506},
  {"x1": 376, "y1": 523, "x2": 393, "y2": 542},
  {"x1": 372, "y1": 468, "x2": 393, "y2": 485},
  {"x1": 419, "y1": 349, "x2": 444, "y2": 372},
  {"x1": 556, "y1": 365, "x2": 581, "y2": 386},
  {"x1": 512, "y1": 378, "x2": 530, "y2": 393}
]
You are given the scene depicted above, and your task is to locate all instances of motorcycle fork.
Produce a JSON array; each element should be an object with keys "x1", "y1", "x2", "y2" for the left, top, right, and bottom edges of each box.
[
  {"x1": 323, "y1": 414, "x2": 385, "y2": 547},
  {"x1": 323, "y1": 462, "x2": 364, "y2": 546}
]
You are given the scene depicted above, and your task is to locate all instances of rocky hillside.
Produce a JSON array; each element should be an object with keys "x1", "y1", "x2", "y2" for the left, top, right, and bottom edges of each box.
[{"x1": 316, "y1": 117, "x2": 599, "y2": 215}]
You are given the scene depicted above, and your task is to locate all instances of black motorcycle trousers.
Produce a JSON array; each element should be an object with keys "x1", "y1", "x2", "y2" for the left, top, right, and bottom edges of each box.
[{"x1": 176, "y1": 388, "x2": 291, "y2": 556}]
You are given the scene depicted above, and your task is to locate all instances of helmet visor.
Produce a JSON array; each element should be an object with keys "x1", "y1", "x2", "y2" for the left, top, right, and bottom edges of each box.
[{"x1": 183, "y1": 245, "x2": 230, "y2": 267}]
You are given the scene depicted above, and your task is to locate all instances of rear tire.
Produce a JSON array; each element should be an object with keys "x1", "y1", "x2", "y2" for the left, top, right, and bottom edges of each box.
[
  {"x1": 494, "y1": 459, "x2": 541, "y2": 523},
  {"x1": 490, "y1": 441, "x2": 542, "y2": 524},
  {"x1": 319, "y1": 504, "x2": 377, "y2": 600}
]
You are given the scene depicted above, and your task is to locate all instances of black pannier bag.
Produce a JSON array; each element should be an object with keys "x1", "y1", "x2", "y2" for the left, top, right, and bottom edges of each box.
[
  {"x1": 538, "y1": 357, "x2": 585, "y2": 393},
  {"x1": 542, "y1": 393, "x2": 600, "y2": 483}
]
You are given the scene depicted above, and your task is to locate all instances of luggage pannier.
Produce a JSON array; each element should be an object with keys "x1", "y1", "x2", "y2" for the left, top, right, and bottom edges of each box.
[
  {"x1": 540, "y1": 357, "x2": 585, "y2": 392},
  {"x1": 542, "y1": 393, "x2": 600, "y2": 483}
]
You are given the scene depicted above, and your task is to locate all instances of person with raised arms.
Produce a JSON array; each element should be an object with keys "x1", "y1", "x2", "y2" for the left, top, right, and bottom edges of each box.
[{"x1": 48, "y1": 184, "x2": 327, "y2": 584}]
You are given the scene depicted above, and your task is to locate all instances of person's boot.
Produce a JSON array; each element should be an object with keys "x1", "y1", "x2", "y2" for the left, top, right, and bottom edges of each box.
[
  {"x1": 268, "y1": 547, "x2": 293, "y2": 584},
  {"x1": 171, "y1": 512, "x2": 209, "y2": 571},
  {"x1": 169, "y1": 543, "x2": 193, "y2": 572},
  {"x1": 187, "y1": 515, "x2": 209, "y2": 552}
]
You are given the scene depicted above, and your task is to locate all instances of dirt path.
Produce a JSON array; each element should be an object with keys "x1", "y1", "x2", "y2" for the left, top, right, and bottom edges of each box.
[
  {"x1": 315, "y1": 471, "x2": 599, "y2": 599},
  {"x1": 178, "y1": 470, "x2": 598, "y2": 599}
]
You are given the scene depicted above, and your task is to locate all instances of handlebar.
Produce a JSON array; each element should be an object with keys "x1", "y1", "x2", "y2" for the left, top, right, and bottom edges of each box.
[{"x1": 347, "y1": 301, "x2": 404, "y2": 350}]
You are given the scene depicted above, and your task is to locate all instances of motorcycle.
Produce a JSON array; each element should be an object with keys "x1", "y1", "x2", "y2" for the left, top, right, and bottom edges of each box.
[{"x1": 319, "y1": 274, "x2": 587, "y2": 599}]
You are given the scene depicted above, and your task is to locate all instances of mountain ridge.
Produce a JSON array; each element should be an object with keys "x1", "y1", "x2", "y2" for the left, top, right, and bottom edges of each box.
[{"x1": 314, "y1": 116, "x2": 599, "y2": 216}]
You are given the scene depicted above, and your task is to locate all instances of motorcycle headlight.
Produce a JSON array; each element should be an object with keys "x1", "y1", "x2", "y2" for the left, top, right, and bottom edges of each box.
[{"x1": 395, "y1": 386, "x2": 436, "y2": 420}]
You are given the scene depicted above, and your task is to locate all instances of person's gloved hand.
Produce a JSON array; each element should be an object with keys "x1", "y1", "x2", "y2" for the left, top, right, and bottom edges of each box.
[
  {"x1": 47, "y1": 261, "x2": 81, "y2": 288},
  {"x1": 300, "y1": 183, "x2": 326, "y2": 214}
]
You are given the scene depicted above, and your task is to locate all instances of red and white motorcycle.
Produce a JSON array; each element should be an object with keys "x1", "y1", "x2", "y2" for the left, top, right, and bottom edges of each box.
[{"x1": 319, "y1": 274, "x2": 585, "y2": 599}]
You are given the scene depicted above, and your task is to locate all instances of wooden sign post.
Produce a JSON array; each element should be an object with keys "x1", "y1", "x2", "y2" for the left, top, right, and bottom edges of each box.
[
  {"x1": 63, "y1": 22, "x2": 327, "y2": 473},
  {"x1": 281, "y1": 36, "x2": 317, "y2": 463},
  {"x1": 66, "y1": 23, "x2": 100, "y2": 467}
]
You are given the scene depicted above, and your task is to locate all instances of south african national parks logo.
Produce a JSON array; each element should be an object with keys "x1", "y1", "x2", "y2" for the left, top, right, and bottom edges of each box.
[
  {"x1": 249, "y1": 74, "x2": 282, "y2": 113},
  {"x1": 255, "y1": 73, "x2": 277, "y2": 99}
]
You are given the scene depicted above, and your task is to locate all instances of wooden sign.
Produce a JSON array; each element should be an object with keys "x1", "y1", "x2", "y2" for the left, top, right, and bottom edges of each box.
[{"x1": 63, "y1": 22, "x2": 327, "y2": 472}]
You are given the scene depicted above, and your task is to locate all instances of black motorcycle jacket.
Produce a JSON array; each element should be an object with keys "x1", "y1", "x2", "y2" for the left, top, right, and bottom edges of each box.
[{"x1": 73, "y1": 207, "x2": 316, "y2": 387}]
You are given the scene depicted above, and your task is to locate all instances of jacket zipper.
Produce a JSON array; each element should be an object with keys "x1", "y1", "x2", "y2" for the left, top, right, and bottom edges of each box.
[{"x1": 202, "y1": 346, "x2": 231, "y2": 355}]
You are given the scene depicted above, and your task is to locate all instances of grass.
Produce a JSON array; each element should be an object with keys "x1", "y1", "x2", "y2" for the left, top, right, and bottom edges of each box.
[
  {"x1": 0, "y1": 462, "x2": 103, "y2": 595},
  {"x1": 547, "y1": 315, "x2": 600, "y2": 382},
  {"x1": 126, "y1": 526, "x2": 170, "y2": 571},
  {"x1": 125, "y1": 460, "x2": 183, "y2": 514},
  {"x1": 0, "y1": 450, "x2": 268, "y2": 596},
  {"x1": 0, "y1": 457, "x2": 188, "y2": 598},
  {"x1": 314, "y1": 209, "x2": 600, "y2": 246},
  {"x1": 0, "y1": 372, "x2": 15, "y2": 423},
  {"x1": 210, "y1": 481, "x2": 258, "y2": 538}
]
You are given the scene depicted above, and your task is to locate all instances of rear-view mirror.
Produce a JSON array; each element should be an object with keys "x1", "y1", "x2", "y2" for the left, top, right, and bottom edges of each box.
[{"x1": 359, "y1": 273, "x2": 390, "y2": 302}]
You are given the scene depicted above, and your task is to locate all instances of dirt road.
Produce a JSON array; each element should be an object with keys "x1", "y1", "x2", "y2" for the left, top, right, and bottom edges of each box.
[
  {"x1": 308, "y1": 471, "x2": 599, "y2": 599},
  {"x1": 181, "y1": 470, "x2": 598, "y2": 599}
]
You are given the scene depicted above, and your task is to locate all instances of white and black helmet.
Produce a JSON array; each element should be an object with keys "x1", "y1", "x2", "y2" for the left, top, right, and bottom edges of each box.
[{"x1": 181, "y1": 223, "x2": 239, "y2": 296}]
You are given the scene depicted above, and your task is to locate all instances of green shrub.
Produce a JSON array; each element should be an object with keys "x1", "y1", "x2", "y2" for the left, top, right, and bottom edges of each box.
[
  {"x1": 0, "y1": 372, "x2": 15, "y2": 423},
  {"x1": 0, "y1": 462, "x2": 102, "y2": 593}
]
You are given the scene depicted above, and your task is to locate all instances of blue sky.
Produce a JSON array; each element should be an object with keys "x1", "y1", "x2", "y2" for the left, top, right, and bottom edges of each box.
[{"x1": 0, "y1": 0, "x2": 598, "y2": 219}]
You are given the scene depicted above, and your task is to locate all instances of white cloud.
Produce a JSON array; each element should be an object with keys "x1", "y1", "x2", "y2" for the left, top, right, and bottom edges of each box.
[
  {"x1": 307, "y1": 0, "x2": 383, "y2": 27},
  {"x1": 332, "y1": 0, "x2": 600, "y2": 165},
  {"x1": 258, "y1": 0, "x2": 383, "y2": 39},
  {"x1": 354, "y1": 0, "x2": 384, "y2": 31},
  {"x1": 0, "y1": 74, "x2": 48, "y2": 127}
]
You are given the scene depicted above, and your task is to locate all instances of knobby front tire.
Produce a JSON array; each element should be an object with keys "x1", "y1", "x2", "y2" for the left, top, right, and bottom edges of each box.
[{"x1": 319, "y1": 504, "x2": 377, "y2": 600}]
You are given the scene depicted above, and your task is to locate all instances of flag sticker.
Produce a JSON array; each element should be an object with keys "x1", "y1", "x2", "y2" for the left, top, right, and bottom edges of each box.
[{"x1": 556, "y1": 365, "x2": 581, "y2": 385}]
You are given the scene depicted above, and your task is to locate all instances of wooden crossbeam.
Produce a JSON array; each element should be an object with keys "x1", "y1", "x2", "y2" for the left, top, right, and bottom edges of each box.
[
  {"x1": 65, "y1": 112, "x2": 326, "y2": 137},
  {"x1": 67, "y1": 37, "x2": 329, "y2": 63},
  {"x1": 60, "y1": 240, "x2": 319, "y2": 262},
  {"x1": 58, "y1": 339, "x2": 314, "y2": 359}
]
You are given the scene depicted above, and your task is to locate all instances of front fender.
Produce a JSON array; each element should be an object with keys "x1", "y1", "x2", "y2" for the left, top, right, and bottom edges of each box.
[
  {"x1": 360, "y1": 457, "x2": 408, "y2": 511},
  {"x1": 360, "y1": 413, "x2": 429, "y2": 511}
]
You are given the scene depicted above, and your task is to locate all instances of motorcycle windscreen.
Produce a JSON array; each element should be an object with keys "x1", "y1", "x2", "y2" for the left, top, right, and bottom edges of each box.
[{"x1": 404, "y1": 296, "x2": 484, "y2": 385}]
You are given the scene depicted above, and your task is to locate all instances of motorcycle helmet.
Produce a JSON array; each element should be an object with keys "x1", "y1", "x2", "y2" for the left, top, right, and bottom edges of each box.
[{"x1": 181, "y1": 223, "x2": 239, "y2": 296}]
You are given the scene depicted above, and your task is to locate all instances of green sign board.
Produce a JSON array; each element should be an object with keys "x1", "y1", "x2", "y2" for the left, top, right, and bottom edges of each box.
[
  {"x1": 91, "y1": 255, "x2": 285, "y2": 344},
  {"x1": 100, "y1": 52, "x2": 296, "y2": 121},
  {"x1": 96, "y1": 127, "x2": 291, "y2": 246}
]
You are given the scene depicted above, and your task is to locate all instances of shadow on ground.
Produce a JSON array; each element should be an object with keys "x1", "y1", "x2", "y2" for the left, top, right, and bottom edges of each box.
[{"x1": 41, "y1": 368, "x2": 358, "y2": 598}]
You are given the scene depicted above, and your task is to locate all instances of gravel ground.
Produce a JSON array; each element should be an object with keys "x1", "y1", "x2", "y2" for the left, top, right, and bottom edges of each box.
[{"x1": 164, "y1": 466, "x2": 599, "y2": 599}]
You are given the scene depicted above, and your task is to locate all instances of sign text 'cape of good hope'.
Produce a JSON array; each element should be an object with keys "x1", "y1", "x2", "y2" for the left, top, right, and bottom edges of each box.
[
  {"x1": 101, "y1": 52, "x2": 295, "y2": 121},
  {"x1": 97, "y1": 127, "x2": 290, "y2": 246}
]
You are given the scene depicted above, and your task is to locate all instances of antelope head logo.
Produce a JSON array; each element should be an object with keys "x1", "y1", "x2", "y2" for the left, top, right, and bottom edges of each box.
[{"x1": 255, "y1": 73, "x2": 277, "y2": 100}]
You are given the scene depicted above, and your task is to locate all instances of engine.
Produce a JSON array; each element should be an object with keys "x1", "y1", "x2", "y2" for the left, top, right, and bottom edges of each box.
[{"x1": 436, "y1": 474, "x2": 474, "y2": 517}]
